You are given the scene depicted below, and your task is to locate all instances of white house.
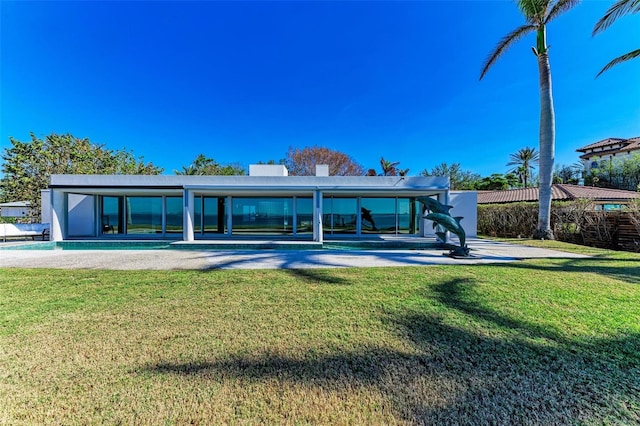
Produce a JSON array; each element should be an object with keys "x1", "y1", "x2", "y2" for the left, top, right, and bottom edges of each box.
[
  {"x1": 45, "y1": 165, "x2": 477, "y2": 243},
  {"x1": 0, "y1": 201, "x2": 30, "y2": 218},
  {"x1": 577, "y1": 136, "x2": 640, "y2": 171}
]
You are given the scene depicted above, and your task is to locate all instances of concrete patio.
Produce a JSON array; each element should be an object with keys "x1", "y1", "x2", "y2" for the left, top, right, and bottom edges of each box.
[{"x1": 0, "y1": 238, "x2": 587, "y2": 270}]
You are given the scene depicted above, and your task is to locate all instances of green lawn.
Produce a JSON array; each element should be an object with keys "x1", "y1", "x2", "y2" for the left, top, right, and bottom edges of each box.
[{"x1": 1, "y1": 249, "x2": 639, "y2": 424}]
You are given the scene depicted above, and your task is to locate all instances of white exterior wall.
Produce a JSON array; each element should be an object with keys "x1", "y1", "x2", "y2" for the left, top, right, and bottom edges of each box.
[
  {"x1": 422, "y1": 191, "x2": 478, "y2": 241},
  {"x1": 41, "y1": 190, "x2": 51, "y2": 223},
  {"x1": 67, "y1": 194, "x2": 95, "y2": 236},
  {"x1": 582, "y1": 150, "x2": 638, "y2": 172},
  {"x1": 50, "y1": 190, "x2": 66, "y2": 241},
  {"x1": 450, "y1": 191, "x2": 477, "y2": 238}
]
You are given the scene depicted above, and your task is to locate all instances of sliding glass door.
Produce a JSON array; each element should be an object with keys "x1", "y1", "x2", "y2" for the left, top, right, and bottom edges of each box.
[{"x1": 100, "y1": 195, "x2": 183, "y2": 237}]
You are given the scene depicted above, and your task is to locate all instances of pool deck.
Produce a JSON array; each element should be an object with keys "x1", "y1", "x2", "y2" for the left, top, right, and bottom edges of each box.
[{"x1": 0, "y1": 238, "x2": 587, "y2": 270}]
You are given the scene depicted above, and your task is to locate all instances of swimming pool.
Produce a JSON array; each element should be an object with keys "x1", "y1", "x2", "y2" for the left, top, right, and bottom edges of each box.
[
  {"x1": 0, "y1": 240, "x2": 446, "y2": 251},
  {"x1": 0, "y1": 240, "x2": 328, "y2": 251}
]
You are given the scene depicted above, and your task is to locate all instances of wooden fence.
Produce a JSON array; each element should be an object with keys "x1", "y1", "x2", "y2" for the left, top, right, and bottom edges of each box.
[{"x1": 580, "y1": 211, "x2": 640, "y2": 252}]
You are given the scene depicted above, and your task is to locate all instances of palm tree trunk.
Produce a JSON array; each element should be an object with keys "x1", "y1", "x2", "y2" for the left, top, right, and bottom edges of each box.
[{"x1": 535, "y1": 51, "x2": 555, "y2": 240}]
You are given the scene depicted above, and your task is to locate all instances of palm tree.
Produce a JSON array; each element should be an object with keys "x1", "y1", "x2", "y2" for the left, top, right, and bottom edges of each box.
[
  {"x1": 507, "y1": 147, "x2": 540, "y2": 188},
  {"x1": 480, "y1": 0, "x2": 579, "y2": 240},
  {"x1": 593, "y1": 0, "x2": 640, "y2": 77},
  {"x1": 175, "y1": 154, "x2": 218, "y2": 175},
  {"x1": 379, "y1": 157, "x2": 400, "y2": 176}
]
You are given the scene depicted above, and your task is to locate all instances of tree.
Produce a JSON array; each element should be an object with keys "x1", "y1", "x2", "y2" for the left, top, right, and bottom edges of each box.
[
  {"x1": 593, "y1": 0, "x2": 640, "y2": 77},
  {"x1": 366, "y1": 157, "x2": 406, "y2": 176},
  {"x1": 256, "y1": 159, "x2": 286, "y2": 166},
  {"x1": 586, "y1": 154, "x2": 640, "y2": 190},
  {"x1": 420, "y1": 163, "x2": 481, "y2": 190},
  {"x1": 379, "y1": 157, "x2": 401, "y2": 176},
  {"x1": 1, "y1": 133, "x2": 162, "y2": 220},
  {"x1": 507, "y1": 146, "x2": 539, "y2": 188},
  {"x1": 553, "y1": 163, "x2": 581, "y2": 184},
  {"x1": 175, "y1": 154, "x2": 245, "y2": 176},
  {"x1": 480, "y1": 0, "x2": 580, "y2": 239},
  {"x1": 284, "y1": 146, "x2": 364, "y2": 176},
  {"x1": 475, "y1": 173, "x2": 521, "y2": 190}
]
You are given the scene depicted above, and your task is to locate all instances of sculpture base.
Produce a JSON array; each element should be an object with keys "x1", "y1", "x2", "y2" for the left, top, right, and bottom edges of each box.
[
  {"x1": 445, "y1": 245, "x2": 471, "y2": 258},
  {"x1": 444, "y1": 252, "x2": 476, "y2": 259}
]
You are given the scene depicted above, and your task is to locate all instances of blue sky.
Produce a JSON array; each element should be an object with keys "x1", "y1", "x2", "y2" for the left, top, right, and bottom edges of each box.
[{"x1": 1, "y1": 0, "x2": 639, "y2": 177}]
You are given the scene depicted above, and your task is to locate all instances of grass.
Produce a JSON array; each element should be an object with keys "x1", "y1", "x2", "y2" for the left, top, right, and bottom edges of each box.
[{"x1": 1, "y1": 250, "x2": 639, "y2": 424}]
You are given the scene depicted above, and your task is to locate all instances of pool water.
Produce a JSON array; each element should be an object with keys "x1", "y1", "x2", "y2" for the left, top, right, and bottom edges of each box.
[{"x1": 0, "y1": 240, "x2": 445, "y2": 251}]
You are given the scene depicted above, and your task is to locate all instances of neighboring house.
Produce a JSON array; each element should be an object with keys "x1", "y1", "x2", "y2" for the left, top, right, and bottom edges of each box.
[
  {"x1": 46, "y1": 164, "x2": 477, "y2": 242},
  {"x1": 577, "y1": 136, "x2": 640, "y2": 172},
  {"x1": 477, "y1": 184, "x2": 640, "y2": 210},
  {"x1": 0, "y1": 201, "x2": 30, "y2": 218}
]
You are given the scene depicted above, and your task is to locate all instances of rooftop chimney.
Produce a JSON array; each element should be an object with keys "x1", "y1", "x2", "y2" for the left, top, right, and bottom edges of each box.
[
  {"x1": 315, "y1": 165, "x2": 329, "y2": 176},
  {"x1": 249, "y1": 164, "x2": 288, "y2": 176}
]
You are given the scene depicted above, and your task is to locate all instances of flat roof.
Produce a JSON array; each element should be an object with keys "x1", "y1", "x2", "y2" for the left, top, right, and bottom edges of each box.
[{"x1": 50, "y1": 174, "x2": 449, "y2": 197}]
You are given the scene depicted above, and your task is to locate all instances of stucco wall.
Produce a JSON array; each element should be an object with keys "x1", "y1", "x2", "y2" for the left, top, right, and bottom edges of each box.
[{"x1": 422, "y1": 191, "x2": 478, "y2": 241}]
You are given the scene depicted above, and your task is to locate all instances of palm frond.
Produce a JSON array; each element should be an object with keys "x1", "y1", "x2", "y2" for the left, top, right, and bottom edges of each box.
[
  {"x1": 593, "y1": 0, "x2": 640, "y2": 35},
  {"x1": 596, "y1": 48, "x2": 640, "y2": 77},
  {"x1": 545, "y1": 0, "x2": 581, "y2": 24},
  {"x1": 480, "y1": 24, "x2": 537, "y2": 80},
  {"x1": 517, "y1": 0, "x2": 549, "y2": 22}
]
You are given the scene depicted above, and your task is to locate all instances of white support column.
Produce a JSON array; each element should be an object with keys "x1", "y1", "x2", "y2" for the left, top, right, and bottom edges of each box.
[
  {"x1": 183, "y1": 190, "x2": 195, "y2": 241},
  {"x1": 50, "y1": 190, "x2": 66, "y2": 241},
  {"x1": 313, "y1": 190, "x2": 323, "y2": 243}
]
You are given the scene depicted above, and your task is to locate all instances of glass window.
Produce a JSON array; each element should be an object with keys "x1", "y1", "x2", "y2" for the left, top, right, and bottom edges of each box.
[
  {"x1": 398, "y1": 198, "x2": 419, "y2": 234},
  {"x1": 101, "y1": 196, "x2": 122, "y2": 234},
  {"x1": 126, "y1": 197, "x2": 162, "y2": 235},
  {"x1": 194, "y1": 196, "x2": 202, "y2": 233},
  {"x1": 361, "y1": 198, "x2": 396, "y2": 234},
  {"x1": 323, "y1": 198, "x2": 357, "y2": 234},
  {"x1": 204, "y1": 197, "x2": 226, "y2": 233},
  {"x1": 232, "y1": 197, "x2": 293, "y2": 234},
  {"x1": 296, "y1": 198, "x2": 313, "y2": 234},
  {"x1": 165, "y1": 197, "x2": 183, "y2": 234}
]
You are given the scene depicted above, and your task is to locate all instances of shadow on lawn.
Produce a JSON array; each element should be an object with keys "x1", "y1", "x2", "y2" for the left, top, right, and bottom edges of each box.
[
  {"x1": 503, "y1": 255, "x2": 640, "y2": 285},
  {"x1": 284, "y1": 267, "x2": 351, "y2": 285},
  {"x1": 141, "y1": 277, "x2": 640, "y2": 424}
]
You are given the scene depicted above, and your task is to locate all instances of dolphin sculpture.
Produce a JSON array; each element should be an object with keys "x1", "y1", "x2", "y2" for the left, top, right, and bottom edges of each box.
[
  {"x1": 425, "y1": 212, "x2": 470, "y2": 257},
  {"x1": 416, "y1": 196, "x2": 453, "y2": 215}
]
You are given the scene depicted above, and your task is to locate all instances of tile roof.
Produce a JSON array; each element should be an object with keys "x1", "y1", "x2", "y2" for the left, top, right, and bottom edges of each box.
[
  {"x1": 477, "y1": 184, "x2": 640, "y2": 204},
  {"x1": 576, "y1": 137, "x2": 626, "y2": 152},
  {"x1": 576, "y1": 136, "x2": 640, "y2": 159}
]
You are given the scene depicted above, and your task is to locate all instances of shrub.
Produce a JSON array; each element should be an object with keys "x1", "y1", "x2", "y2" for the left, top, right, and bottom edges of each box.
[{"x1": 478, "y1": 200, "x2": 640, "y2": 251}]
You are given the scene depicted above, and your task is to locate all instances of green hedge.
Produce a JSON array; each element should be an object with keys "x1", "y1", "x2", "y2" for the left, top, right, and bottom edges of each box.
[
  {"x1": 478, "y1": 201, "x2": 591, "y2": 243},
  {"x1": 479, "y1": 200, "x2": 640, "y2": 251}
]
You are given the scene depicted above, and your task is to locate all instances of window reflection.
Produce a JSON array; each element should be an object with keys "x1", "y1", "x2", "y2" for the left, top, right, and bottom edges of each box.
[
  {"x1": 232, "y1": 197, "x2": 293, "y2": 234},
  {"x1": 397, "y1": 198, "x2": 419, "y2": 234},
  {"x1": 126, "y1": 197, "x2": 162, "y2": 234},
  {"x1": 323, "y1": 198, "x2": 357, "y2": 234},
  {"x1": 360, "y1": 198, "x2": 395, "y2": 234},
  {"x1": 101, "y1": 196, "x2": 122, "y2": 234},
  {"x1": 165, "y1": 197, "x2": 183, "y2": 234},
  {"x1": 194, "y1": 196, "x2": 202, "y2": 233},
  {"x1": 296, "y1": 198, "x2": 313, "y2": 234},
  {"x1": 204, "y1": 197, "x2": 226, "y2": 233}
]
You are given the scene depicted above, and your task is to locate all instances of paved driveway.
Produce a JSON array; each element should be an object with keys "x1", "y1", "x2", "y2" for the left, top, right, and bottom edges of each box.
[{"x1": 0, "y1": 239, "x2": 587, "y2": 270}]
